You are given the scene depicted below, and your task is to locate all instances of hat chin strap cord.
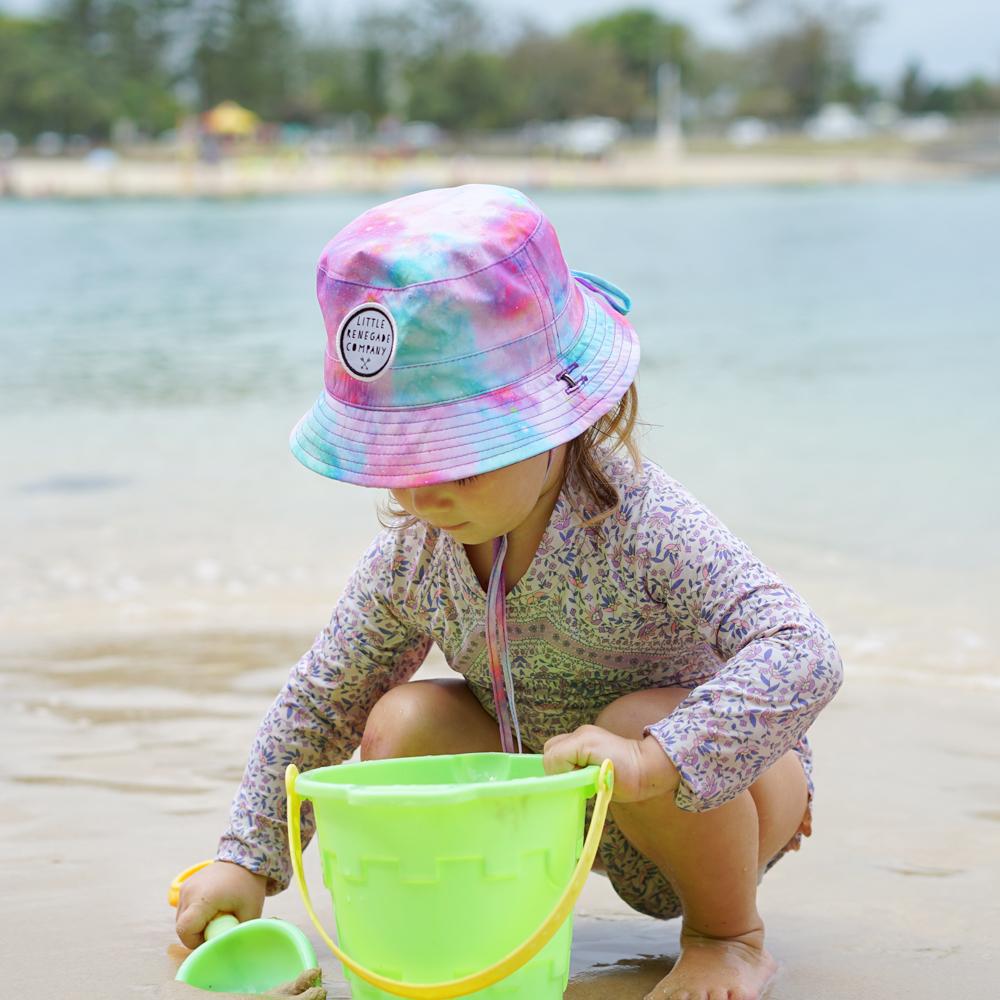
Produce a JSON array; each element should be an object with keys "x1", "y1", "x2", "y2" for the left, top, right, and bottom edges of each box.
[
  {"x1": 485, "y1": 451, "x2": 554, "y2": 754},
  {"x1": 486, "y1": 533, "x2": 521, "y2": 754}
]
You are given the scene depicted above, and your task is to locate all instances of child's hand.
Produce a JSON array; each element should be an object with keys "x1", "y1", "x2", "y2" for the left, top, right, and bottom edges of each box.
[
  {"x1": 175, "y1": 860, "x2": 268, "y2": 950},
  {"x1": 542, "y1": 726, "x2": 680, "y2": 803}
]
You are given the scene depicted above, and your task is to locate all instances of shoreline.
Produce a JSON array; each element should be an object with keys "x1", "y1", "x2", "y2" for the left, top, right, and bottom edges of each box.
[{"x1": 0, "y1": 148, "x2": 983, "y2": 199}]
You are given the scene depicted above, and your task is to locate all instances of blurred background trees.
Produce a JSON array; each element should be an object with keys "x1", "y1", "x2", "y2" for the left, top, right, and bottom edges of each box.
[
  {"x1": 725, "y1": 0, "x2": 881, "y2": 119},
  {"x1": 0, "y1": 0, "x2": 185, "y2": 139},
  {"x1": 0, "y1": 0, "x2": 997, "y2": 144}
]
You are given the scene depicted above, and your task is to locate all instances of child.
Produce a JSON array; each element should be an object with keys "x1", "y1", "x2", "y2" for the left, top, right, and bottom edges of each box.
[{"x1": 175, "y1": 184, "x2": 842, "y2": 1000}]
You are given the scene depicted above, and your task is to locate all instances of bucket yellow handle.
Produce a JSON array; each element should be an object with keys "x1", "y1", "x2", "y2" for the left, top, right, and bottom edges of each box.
[{"x1": 285, "y1": 759, "x2": 614, "y2": 1000}]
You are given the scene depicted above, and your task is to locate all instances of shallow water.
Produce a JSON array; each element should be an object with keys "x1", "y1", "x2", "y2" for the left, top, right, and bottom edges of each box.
[{"x1": 3, "y1": 183, "x2": 998, "y2": 684}]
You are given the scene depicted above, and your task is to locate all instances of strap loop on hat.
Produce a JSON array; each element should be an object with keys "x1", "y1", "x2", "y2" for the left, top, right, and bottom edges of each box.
[{"x1": 571, "y1": 270, "x2": 632, "y2": 316}]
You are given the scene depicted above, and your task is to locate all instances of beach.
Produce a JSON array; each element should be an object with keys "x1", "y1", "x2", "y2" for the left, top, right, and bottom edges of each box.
[
  {"x1": 0, "y1": 144, "x2": 979, "y2": 199},
  {"x1": 2, "y1": 637, "x2": 998, "y2": 999},
  {"x1": 2, "y1": 183, "x2": 997, "y2": 998}
]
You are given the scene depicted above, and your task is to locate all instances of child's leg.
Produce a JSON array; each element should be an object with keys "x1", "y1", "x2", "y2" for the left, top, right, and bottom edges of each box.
[
  {"x1": 595, "y1": 687, "x2": 809, "y2": 1000},
  {"x1": 360, "y1": 678, "x2": 501, "y2": 759}
]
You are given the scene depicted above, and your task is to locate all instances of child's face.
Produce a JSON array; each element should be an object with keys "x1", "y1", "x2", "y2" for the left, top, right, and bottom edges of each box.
[{"x1": 389, "y1": 448, "x2": 562, "y2": 545}]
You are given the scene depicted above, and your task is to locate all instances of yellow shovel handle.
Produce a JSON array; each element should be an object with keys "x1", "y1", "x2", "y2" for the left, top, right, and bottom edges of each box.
[{"x1": 285, "y1": 759, "x2": 614, "y2": 1000}]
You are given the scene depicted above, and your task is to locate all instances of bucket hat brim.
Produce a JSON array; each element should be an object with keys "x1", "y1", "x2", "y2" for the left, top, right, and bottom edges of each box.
[{"x1": 290, "y1": 288, "x2": 638, "y2": 489}]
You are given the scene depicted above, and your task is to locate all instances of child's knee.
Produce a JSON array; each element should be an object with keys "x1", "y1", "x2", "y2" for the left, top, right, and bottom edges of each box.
[
  {"x1": 360, "y1": 681, "x2": 436, "y2": 760},
  {"x1": 359, "y1": 678, "x2": 498, "y2": 760}
]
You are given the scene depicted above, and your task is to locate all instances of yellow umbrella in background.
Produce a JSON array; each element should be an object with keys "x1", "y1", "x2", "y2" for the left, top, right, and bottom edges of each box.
[{"x1": 203, "y1": 100, "x2": 259, "y2": 136}]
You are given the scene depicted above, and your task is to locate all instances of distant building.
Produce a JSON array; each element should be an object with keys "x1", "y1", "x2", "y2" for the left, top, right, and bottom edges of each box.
[
  {"x1": 726, "y1": 117, "x2": 772, "y2": 147},
  {"x1": 804, "y1": 104, "x2": 869, "y2": 142}
]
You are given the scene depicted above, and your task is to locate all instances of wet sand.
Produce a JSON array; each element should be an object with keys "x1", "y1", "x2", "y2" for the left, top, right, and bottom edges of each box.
[{"x1": 2, "y1": 631, "x2": 998, "y2": 999}]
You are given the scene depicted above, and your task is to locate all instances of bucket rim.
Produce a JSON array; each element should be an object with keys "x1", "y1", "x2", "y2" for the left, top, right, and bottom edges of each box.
[{"x1": 294, "y1": 752, "x2": 600, "y2": 806}]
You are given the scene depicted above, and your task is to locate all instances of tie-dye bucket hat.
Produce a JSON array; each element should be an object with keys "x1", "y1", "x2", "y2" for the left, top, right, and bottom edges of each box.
[{"x1": 290, "y1": 183, "x2": 639, "y2": 488}]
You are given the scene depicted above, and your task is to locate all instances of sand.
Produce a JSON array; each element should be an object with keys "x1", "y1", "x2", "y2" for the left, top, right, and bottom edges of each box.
[
  {"x1": 0, "y1": 146, "x2": 975, "y2": 199},
  {"x1": 2, "y1": 629, "x2": 997, "y2": 1000}
]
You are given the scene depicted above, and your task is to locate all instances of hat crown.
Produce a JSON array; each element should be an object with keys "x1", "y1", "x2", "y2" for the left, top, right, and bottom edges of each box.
[
  {"x1": 324, "y1": 184, "x2": 539, "y2": 287},
  {"x1": 315, "y1": 184, "x2": 585, "y2": 407}
]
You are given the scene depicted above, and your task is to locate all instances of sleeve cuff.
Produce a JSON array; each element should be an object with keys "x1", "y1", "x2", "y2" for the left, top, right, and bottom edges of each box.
[
  {"x1": 216, "y1": 811, "x2": 294, "y2": 896},
  {"x1": 643, "y1": 715, "x2": 727, "y2": 813}
]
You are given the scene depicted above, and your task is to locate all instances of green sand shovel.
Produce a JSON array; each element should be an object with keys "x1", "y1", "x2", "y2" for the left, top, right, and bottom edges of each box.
[{"x1": 169, "y1": 861, "x2": 318, "y2": 994}]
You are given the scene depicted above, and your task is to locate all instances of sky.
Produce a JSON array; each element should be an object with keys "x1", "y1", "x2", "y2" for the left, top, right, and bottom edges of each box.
[{"x1": 4, "y1": 0, "x2": 998, "y2": 84}]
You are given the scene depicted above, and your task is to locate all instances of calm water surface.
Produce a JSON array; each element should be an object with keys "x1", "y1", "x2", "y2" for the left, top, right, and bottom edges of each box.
[{"x1": 1, "y1": 183, "x2": 997, "y2": 680}]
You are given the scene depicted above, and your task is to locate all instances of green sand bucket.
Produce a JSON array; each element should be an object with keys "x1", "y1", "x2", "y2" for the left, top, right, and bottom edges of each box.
[{"x1": 286, "y1": 753, "x2": 614, "y2": 1000}]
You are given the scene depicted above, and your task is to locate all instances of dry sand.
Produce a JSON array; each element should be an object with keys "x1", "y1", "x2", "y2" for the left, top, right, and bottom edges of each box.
[
  {"x1": 0, "y1": 147, "x2": 975, "y2": 199},
  {"x1": 2, "y1": 630, "x2": 997, "y2": 1000}
]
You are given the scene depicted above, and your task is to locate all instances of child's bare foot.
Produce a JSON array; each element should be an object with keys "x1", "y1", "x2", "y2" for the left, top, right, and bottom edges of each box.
[{"x1": 645, "y1": 924, "x2": 779, "y2": 1000}]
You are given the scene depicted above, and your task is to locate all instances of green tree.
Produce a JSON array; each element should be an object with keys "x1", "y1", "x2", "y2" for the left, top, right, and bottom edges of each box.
[
  {"x1": 503, "y1": 30, "x2": 647, "y2": 124},
  {"x1": 952, "y1": 75, "x2": 1000, "y2": 114},
  {"x1": 895, "y1": 57, "x2": 1000, "y2": 116},
  {"x1": 729, "y1": 0, "x2": 880, "y2": 119},
  {"x1": 295, "y1": 40, "x2": 378, "y2": 125},
  {"x1": 573, "y1": 7, "x2": 692, "y2": 119},
  {"x1": 898, "y1": 59, "x2": 926, "y2": 113},
  {"x1": 1, "y1": 2, "x2": 182, "y2": 141},
  {"x1": 189, "y1": 0, "x2": 299, "y2": 117},
  {"x1": 406, "y1": 50, "x2": 510, "y2": 130},
  {"x1": 0, "y1": 14, "x2": 106, "y2": 139},
  {"x1": 408, "y1": 0, "x2": 486, "y2": 55},
  {"x1": 398, "y1": 0, "x2": 496, "y2": 128}
]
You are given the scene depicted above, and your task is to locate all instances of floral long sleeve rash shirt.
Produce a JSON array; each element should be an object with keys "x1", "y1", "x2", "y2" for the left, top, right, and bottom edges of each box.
[{"x1": 217, "y1": 449, "x2": 843, "y2": 893}]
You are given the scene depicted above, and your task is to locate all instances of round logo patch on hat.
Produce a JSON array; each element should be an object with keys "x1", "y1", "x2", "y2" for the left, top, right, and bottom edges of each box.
[{"x1": 335, "y1": 302, "x2": 398, "y2": 381}]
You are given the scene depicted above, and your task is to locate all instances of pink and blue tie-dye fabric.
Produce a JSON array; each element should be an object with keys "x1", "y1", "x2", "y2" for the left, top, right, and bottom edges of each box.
[{"x1": 290, "y1": 184, "x2": 639, "y2": 488}]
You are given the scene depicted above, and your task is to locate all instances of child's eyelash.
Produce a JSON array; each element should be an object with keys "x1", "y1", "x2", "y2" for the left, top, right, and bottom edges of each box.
[{"x1": 456, "y1": 475, "x2": 479, "y2": 486}]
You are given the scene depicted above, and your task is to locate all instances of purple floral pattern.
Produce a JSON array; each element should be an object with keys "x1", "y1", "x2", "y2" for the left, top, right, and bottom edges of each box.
[{"x1": 217, "y1": 448, "x2": 842, "y2": 913}]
